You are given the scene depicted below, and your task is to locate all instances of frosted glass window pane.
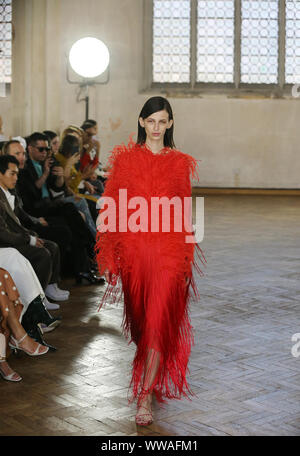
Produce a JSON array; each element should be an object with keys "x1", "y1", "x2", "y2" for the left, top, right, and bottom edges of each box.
[
  {"x1": 153, "y1": 0, "x2": 191, "y2": 83},
  {"x1": 197, "y1": 0, "x2": 234, "y2": 83},
  {"x1": 285, "y1": 1, "x2": 300, "y2": 83},
  {"x1": 241, "y1": 1, "x2": 278, "y2": 84},
  {"x1": 0, "y1": 0, "x2": 11, "y2": 83}
]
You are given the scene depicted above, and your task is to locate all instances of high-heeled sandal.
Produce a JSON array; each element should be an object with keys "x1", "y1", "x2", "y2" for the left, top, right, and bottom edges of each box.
[
  {"x1": 0, "y1": 357, "x2": 22, "y2": 382},
  {"x1": 135, "y1": 405, "x2": 153, "y2": 426},
  {"x1": 9, "y1": 334, "x2": 49, "y2": 356}
]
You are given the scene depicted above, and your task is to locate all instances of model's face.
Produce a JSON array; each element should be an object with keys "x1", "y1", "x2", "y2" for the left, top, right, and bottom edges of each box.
[
  {"x1": 0, "y1": 163, "x2": 19, "y2": 190},
  {"x1": 139, "y1": 109, "x2": 173, "y2": 143},
  {"x1": 8, "y1": 142, "x2": 26, "y2": 169},
  {"x1": 28, "y1": 140, "x2": 49, "y2": 162},
  {"x1": 51, "y1": 136, "x2": 60, "y2": 154}
]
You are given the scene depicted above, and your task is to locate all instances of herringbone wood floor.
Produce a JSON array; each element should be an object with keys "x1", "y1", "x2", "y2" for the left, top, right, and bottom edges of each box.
[{"x1": 0, "y1": 195, "x2": 299, "y2": 436}]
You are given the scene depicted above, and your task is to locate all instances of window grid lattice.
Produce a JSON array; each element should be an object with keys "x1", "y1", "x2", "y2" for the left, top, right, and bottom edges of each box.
[
  {"x1": 153, "y1": 0, "x2": 191, "y2": 83},
  {"x1": 286, "y1": 0, "x2": 300, "y2": 84},
  {"x1": 241, "y1": 0, "x2": 278, "y2": 84},
  {"x1": 0, "y1": 0, "x2": 12, "y2": 83},
  {"x1": 197, "y1": 0, "x2": 235, "y2": 83}
]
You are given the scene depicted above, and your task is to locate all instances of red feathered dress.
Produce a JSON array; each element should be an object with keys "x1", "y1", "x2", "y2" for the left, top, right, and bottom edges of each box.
[{"x1": 95, "y1": 140, "x2": 206, "y2": 404}]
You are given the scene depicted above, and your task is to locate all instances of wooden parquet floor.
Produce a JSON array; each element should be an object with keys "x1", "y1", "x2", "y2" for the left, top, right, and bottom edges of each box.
[{"x1": 0, "y1": 195, "x2": 299, "y2": 436}]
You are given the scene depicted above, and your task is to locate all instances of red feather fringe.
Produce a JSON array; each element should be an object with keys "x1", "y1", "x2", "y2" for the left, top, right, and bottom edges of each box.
[{"x1": 95, "y1": 140, "x2": 206, "y2": 404}]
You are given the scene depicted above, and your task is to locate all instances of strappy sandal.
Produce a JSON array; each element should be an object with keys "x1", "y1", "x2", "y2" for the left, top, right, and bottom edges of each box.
[
  {"x1": 9, "y1": 333, "x2": 49, "y2": 356},
  {"x1": 135, "y1": 404, "x2": 153, "y2": 426},
  {"x1": 0, "y1": 357, "x2": 22, "y2": 382}
]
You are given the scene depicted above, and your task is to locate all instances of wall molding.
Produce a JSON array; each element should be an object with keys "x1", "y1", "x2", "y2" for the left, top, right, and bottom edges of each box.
[{"x1": 192, "y1": 187, "x2": 300, "y2": 196}]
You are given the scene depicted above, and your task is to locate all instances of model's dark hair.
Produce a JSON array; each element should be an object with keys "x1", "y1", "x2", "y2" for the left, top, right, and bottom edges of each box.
[
  {"x1": 27, "y1": 132, "x2": 49, "y2": 147},
  {"x1": 2, "y1": 140, "x2": 21, "y2": 155},
  {"x1": 137, "y1": 96, "x2": 175, "y2": 148},
  {"x1": 59, "y1": 134, "x2": 80, "y2": 158},
  {"x1": 43, "y1": 130, "x2": 58, "y2": 142},
  {"x1": 0, "y1": 154, "x2": 19, "y2": 174},
  {"x1": 81, "y1": 119, "x2": 97, "y2": 131}
]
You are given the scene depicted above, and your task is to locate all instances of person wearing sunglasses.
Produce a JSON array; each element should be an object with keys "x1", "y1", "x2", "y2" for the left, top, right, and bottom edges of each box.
[{"x1": 17, "y1": 133, "x2": 104, "y2": 285}]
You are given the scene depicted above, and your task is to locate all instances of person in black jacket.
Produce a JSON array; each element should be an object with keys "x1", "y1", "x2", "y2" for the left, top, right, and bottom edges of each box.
[
  {"x1": 3, "y1": 140, "x2": 72, "y2": 272},
  {"x1": 0, "y1": 155, "x2": 63, "y2": 293},
  {"x1": 0, "y1": 155, "x2": 63, "y2": 350},
  {"x1": 3, "y1": 139, "x2": 72, "y2": 276}
]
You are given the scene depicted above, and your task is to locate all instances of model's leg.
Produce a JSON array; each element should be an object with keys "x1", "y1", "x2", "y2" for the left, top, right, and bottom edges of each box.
[{"x1": 136, "y1": 347, "x2": 160, "y2": 425}]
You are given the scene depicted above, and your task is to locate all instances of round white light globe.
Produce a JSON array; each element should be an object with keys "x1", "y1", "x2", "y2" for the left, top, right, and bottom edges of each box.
[{"x1": 69, "y1": 37, "x2": 110, "y2": 78}]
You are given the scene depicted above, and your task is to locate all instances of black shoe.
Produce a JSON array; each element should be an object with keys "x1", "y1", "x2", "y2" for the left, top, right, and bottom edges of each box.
[
  {"x1": 23, "y1": 296, "x2": 62, "y2": 328},
  {"x1": 27, "y1": 325, "x2": 57, "y2": 352},
  {"x1": 22, "y1": 296, "x2": 59, "y2": 352},
  {"x1": 75, "y1": 272, "x2": 106, "y2": 285}
]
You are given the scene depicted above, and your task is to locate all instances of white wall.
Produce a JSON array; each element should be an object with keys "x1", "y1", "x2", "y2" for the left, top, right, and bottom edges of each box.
[{"x1": 0, "y1": 0, "x2": 299, "y2": 188}]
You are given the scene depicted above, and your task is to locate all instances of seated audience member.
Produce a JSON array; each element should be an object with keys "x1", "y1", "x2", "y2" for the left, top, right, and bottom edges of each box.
[
  {"x1": 60, "y1": 125, "x2": 100, "y2": 218},
  {"x1": 17, "y1": 134, "x2": 104, "y2": 284},
  {"x1": 0, "y1": 247, "x2": 61, "y2": 350},
  {"x1": 80, "y1": 119, "x2": 100, "y2": 171},
  {"x1": 4, "y1": 139, "x2": 72, "y2": 273},
  {"x1": 60, "y1": 125, "x2": 84, "y2": 173},
  {"x1": 55, "y1": 134, "x2": 97, "y2": 238},
  {"x1": 60, "y1": 125, "x2": 84, "y2": 151},
  {"x1": 57, "y1": 132, "x2": 96, "y2": 193},
  {"x1": 86, "y1": 170, "x2": 105, "y2": 196},
  {"x1": 11, "y1": 136, "x2": 27, "y2": 151},
  {"x1": 0, "y1": 155, "x2": 70, "y2": 308},
  {"x1": 80, "y1": 119, "x2": 105, "y2": 196},
  {"x1": 0, "y1": 268, "x2": 48, "y2": 382},
  {"x1": 0, "y1": 142, "x2": 6, "y2": 154},
  {"x1": 16, "y1": 132, "x2": 64, "y2": 217},
  {"x1": 43, "y1": 130, "x2": 60, "y2": 157}
]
